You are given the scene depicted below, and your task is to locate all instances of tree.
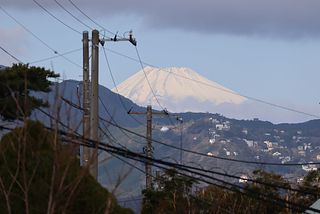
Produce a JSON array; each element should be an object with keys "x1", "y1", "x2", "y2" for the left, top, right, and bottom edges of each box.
[
  {"x1": 141, "y1": 169, "x2": 196, "y2": 214},
  {"x1": 0, "y1": 120, "x2": 133, "y2": 214},
  {"x1": 291, "y1": 169, "x2": 320, "y2": 208},
  {"x1": 195, "y1": 185, "x2": 237, "y2": 214},
  {"x1": 240, "y1": 170, "x2": 291, "y2": 214},
  {"x1": 0, "y1": 63, "x2": 58, "y2": 120}
]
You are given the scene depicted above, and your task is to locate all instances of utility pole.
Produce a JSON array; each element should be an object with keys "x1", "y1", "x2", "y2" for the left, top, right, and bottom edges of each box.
[
  {"x1": 82, "y1": 29, "x2": 137, "y2": 179},
  {"x1": 177, "y1": 117, "x2": 183, "y2": 164},
  {"x1": 90, "y1": 29, "x2": 99, "y2": 179},
  {"x1": 128, "y1": 105, "x2": 168, "y2": 189},
  {"x1": 146, "y1": 105, "x2": 152, "y2": 189},
  {"x1": 82, "y1": 31, "x2": 90, "y2": 166}
]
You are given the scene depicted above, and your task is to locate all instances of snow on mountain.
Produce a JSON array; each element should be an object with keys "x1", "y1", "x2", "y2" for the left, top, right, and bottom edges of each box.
[{"x1": 113, "y1": 66, "x2": 246, "y2": 113}]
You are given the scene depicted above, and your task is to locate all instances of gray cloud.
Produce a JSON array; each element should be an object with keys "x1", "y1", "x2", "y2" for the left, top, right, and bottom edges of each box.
[{"x1": 2, "y1": 0, "x2": 320, "y2": 38}]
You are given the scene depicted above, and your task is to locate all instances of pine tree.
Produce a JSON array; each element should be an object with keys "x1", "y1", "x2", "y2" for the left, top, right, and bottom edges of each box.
[{"x1": 0, "y1": 63, "x2": 59, "y2": 120}]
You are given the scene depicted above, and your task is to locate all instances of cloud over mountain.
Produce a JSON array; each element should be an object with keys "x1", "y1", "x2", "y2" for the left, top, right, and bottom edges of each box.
[{"x1": 2, "y1": 0, "x2": 320, "y2": 38}]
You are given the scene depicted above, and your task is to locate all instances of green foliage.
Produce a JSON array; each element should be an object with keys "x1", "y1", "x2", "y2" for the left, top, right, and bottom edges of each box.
[
  {"x1": 0, "y1": 63, "x2": 59, "y2": 120},
  {"x1": 0, "y1": 121, "x2": 133, "y2": 214},
  {"x1": 242, "y1": 170, "x2": 291, "y2": 214},
  {"x1": 195, "y1": 185, "x2": 236, "y2": 213},
  {"x1": 291, "y1": 169, "x2": 320, "y2": 208},
  {"x1": 141, "y1": 168, "x2": 310, "y2": 214},
  {"x1": 141, "y1": 169, "x2": 196, "y2": 214}
]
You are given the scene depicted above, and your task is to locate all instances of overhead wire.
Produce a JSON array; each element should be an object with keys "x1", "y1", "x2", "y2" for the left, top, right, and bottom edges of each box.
[
  {"x1": 107, "y1": 47, "x2": 320, "y2": 119},
  {"x1": 2, "y1": 2, "x2": 317, "y2": 202},
  {"x1": 134, "y1": 47, "x2": 162, "y2": 109},
  {"x1": 54, "y1": 133, "x2": 320, "y2": 213},
  {"x1": 105, "y1": 142, "x2": 317, "y2": 197},
  {"x1": 36, "y1": 105, "x2": 151, "y2": 201},
  {"x1": 113, "y1": 155, "x2": 233, "y2": 214},
  {"x1": 0, "y1": 5, "x2": 56, "y2": 52},
  {"x1": 0, "y1": 46, "x2": 23, "y2": 63},
  {"x1": 134, "y1": 46, "x2": 177, "y2": 127},
  {"x1": 101, "y1": 46, "x2": 146, "y2": 127},
  {"x1": 37, "y1": 106, "x2": 153, "y2": 170},
  {"x1": 67, "y1": 0, "x2": 117, "y2": 37},
  {"x1": 0, "y1": 121, "x2": 317, "y2": 199},
  {"x1": 28, "y1": 48, "x2": 82, "y2": 64},
  {"x1": 53, "y1": 0, "x2": 93, "y2": 30},
  {"x1": 98, "y1": 124, "x2": 127, "y2": 150},
  {"x1": 61, "y1": 98, "x2": 320, "y2": 166},
  {"x1": 1, "y1": 2, "x2": 317, "y2": 119},
  {"x1": 147, "y1": 161, "x2": 315, "y2": 213},
  {"x1": 98, "y1": 96, "x2": 144, "y2": 146},
  {"x1": 31, "y1": 0, "x2": 82, "y2": 35},
  {"x1": 0, "y1": 5, "x2": 81, "y2": 68},
  {"x1": 1, "y1": 120, "x2": 319, "y2": 213},
  {"x1": 1, "y1": 0, "x2": 315, "y2": 199},
  {"x1": 101, "y1": 116, "x2": 320, "y2": 166}
]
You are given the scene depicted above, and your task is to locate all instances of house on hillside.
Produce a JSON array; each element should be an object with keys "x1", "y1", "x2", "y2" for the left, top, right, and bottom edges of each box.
[{"x1": 215, "y1": 122, "x2": 230, "y2": 131}]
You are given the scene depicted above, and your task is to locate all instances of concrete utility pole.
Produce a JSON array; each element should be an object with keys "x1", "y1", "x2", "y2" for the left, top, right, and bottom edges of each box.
[
  {"x1": 90, "y1": 29, "x2": 99, "y2": 179},
  {"x1": 177, "y1": 117, "x2": 183, "y2": 164},
  {"x1": 82, "y1": 31, "x2": 90, "y2": 166},
  {"x1": 82, "y1": 29, "x2": 137, "y2": 179},
  {"x1": 128, "y1": 105, "x2": 168, "y2": 189},
  {"x1": 146, "y1": 105, "x2": 153, "y2": 189}
]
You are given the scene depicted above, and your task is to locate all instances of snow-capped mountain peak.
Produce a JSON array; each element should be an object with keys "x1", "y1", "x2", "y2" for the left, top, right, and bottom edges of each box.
[{"x1": 113, "y1": 66, "x2": 246, "y2": 113}]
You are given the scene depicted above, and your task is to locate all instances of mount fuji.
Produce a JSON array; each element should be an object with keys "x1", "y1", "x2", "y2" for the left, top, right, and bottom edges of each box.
[
  {"x1": 113, "y1": 67, "x2": 316, "y2": 123},
  {"x1": 113, "y1": 66, "x2": 246, "y2": 114}
]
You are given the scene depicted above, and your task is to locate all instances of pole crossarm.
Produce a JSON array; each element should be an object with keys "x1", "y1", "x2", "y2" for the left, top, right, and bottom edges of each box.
[{"x1": 100, "y1": 31, "x2": 137, "y2": 46}]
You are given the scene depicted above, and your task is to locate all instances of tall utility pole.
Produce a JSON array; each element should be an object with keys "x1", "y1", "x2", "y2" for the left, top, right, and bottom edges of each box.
[
  {"x1": 128, "y1": 105, "x2": 168, "y2": 189},
  {"x1": 146, "y1": 105, "x2": 152, "y2": 189},
  {"x1": 177, "y1": 117, "x2": 183, "y2": 164},
  {"x1": 82, "y1": 31, "x2": 90, "y2": 166},
  {"x1": 82, "y1": 29, "x2": 137, "y2": 179},
  {"x1": 90, "y1": 29, "x2": 100, "y2": 179}
]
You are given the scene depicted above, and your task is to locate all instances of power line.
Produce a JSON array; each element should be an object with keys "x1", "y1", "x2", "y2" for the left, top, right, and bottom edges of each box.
[
  {"x1": 172, "y1": 160, "x2": 317, "y2": 196},
  {"x1": 98, "y1": 124, "x2": 128, "y2": 150},
  {"x1": 28, "y1": 48, "x2": 82, "y2": 64},
  {"x1": 101, "y1": 117, "x2": 320, "y2": 166},
  {"x1": 0, "y1": 5, "x2": 55, "y2": 52},
  {"x1": 0, "y1": 5, "x2": 81, "y2": 68},
  {"x1": 98, "y1": 96, "x2": 144, "y2": 146},
  {"x1": 108, "y1": 143, "x2": 314, "y2": 197},
  {"x1": 1, "y1": 121, "x2": 318, "y2": 213},
  {"x1": 67, "y1": 0, "x2": 116, "y2": 37},
  {"x1": 147, "y1": 162, "x2": 315, "y2": 213},
  {"x1": 107, "y1": 47, "x2": 320, "y2": 119},
  {"x1": 134, "y1": 46, "x2": 164, "y2": 112},
  {"x1": 0, "y1": 46, "x2": 23, "y2": 63},
  {"x1": 101, "y1": 46, "x2": 146, "y2": 127},
  {"x1": 53, "y1": 0, "x2": 93, "y2": 30},
  {"x1": 57, "y1": 135, "x2": 319, "y2": 213},
  {"x1": 0, "y1": 121, "x2": 316, "y2": 198},
  {"x1": 134, "y1": 46, "x2": 177, "y2": 126},
  {"x1": 61, "y1": 98, "x2": 320, "y2": 167},
  {"x1": 31, "y1": 0, "x2": 82, "y2": 35},
  {"x1": 1, "y1": 2, "x2": 317, "y2": 120}
]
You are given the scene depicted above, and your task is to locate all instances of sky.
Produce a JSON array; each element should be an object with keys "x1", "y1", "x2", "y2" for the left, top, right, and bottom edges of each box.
[{"x1": 1, "y1": 0, "x2": 320, "y2": 123}]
